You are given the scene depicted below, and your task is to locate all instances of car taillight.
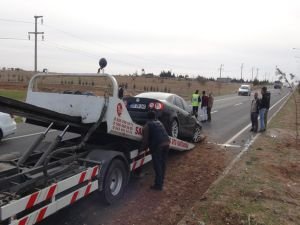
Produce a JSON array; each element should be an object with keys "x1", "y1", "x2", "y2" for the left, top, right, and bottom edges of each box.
[
  {"x1": 148, "y1": 102, "x2": 155, "y2": 109},
  {"x1": 155, "y1": 102, "x2": 164, "y2": 110},
  {"x1": 148, "y1": 102, "x2": 164, "y2": 110}
]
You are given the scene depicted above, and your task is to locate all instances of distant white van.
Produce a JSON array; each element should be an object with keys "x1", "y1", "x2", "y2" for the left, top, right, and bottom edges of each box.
[{"x1": 238, "y1": 84, "x2": 251, "y2": 96}]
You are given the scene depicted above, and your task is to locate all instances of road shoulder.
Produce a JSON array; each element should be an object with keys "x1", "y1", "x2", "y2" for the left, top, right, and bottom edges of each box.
[{"x1": 177, "y1": 90, "x2": 300, "y2": 225}]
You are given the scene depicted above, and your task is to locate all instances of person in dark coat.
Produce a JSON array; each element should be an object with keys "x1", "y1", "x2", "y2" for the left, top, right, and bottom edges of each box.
[
  {"x1": 139, "y1": 111, "x2": 170, "y2": 191},
  {"x1": 201, "y1": 91, "x2": 209, "y2": 122},
  {"x1": 250, "y1": 92, "x2": 260, "y2": 132},
  {"x1": 118, "y1": 85, "x2": 124, "y2": 99},
  {"x1": 259, "y1": 86, "x2": 270, "y2": 132},
  {"x1": 207, "y1": 92, "x2": 214, "y2": 122}
]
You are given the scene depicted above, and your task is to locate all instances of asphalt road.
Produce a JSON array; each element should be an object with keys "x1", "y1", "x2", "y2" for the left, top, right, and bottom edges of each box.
[
  {"x1": 202, "y1": 88, "x2": 290, "y2": 148},
  {"x1": 0, "y1": 87, "x2": 291, "y2": 225}
]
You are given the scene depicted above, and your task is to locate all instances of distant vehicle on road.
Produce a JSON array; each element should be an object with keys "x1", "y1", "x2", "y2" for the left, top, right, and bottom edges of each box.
[
  {"x1": 274, "y1": 81, "x2": 283, "y2": 89},
  {"x1": 123, "y1": 92, "x2": 202, "y2": 142},
  {"x1": 238, "y1": 84, "x2": 251, "y2": 96},
  {"x1": 0, "y1": 112, "x2": 16, "y2": 141}
]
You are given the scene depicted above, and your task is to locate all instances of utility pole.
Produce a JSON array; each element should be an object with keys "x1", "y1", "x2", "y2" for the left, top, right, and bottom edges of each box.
[
  {"x1": 251, "y1": 67, "x2": 254, "y2": 81},
  {"x1": 264, "y1": 72, "x2": 267, "y2": 81},
  {"x1": 240, "y1": 63, "x2": 244, "y2": 80},
  {"x1": 28, "y1": 16, "x2": 44, "y2": 72},
  {"x1": 256, "y1": 68, "x2": 259, "y2": 80},
  {"x1": 219, "y1": 64, "x2": 223, "y2": 78}
]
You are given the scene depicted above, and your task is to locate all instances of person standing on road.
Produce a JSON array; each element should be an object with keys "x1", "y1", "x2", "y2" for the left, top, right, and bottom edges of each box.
[
  {"x1": 201, "y1": 91, "x2": 208, "y2": 122},
  {"x1": 259, "y1": 86, "x2": 269, "y2": 132},
  {"x1": 191, "y1": 90, "x2": 201, "y2": 118},
  {"x1": 250, "y1": 92, "x2": 260, "y2": 132},
  {"x1": 207, "y1": 92, "x2": 214, "y2": 122},
  {"x1": 264, "y1": 88, "x2": 271, "y2": 129},
  {"x1": 139, "y1": 111, "x2": 170, "y2": 191},
  {"x1": 118, "y1": 85, "x2": 124, "y2": 99}
]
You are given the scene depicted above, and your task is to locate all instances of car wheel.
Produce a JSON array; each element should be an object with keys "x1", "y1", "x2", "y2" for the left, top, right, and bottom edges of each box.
[
  {"x1": 169, "y1": 119, "x2": 179, "y2": 138},
  {"x1": 0, "y1": 129, "x2": 3, "y2": 141},
  {"x1": 102, "y1": 159, "x2": 128, "y2": 205},
  {"x1": 191, "y1": 125, "x2": 202, "y2": 143}
]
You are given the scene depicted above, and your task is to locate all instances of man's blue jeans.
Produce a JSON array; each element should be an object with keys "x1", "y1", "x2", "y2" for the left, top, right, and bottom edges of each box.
[{"x1": 259, "y1": 108, "x2": 266, "y2": 130}]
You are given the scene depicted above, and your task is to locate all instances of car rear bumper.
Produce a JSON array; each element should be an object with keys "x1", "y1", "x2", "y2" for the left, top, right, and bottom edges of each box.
[
  {"x1": 128, "y1": 111, "x2": 169, "y2": 126},
  {"x1": 238, "y1": 92, "x2": 250, "y2": 96}
]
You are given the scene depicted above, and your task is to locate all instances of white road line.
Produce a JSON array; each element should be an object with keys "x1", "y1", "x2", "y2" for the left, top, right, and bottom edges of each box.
[
  {"x1": 2, "y1": 130, "x2": 57, "y2": 141},
  {"x1": 211, "y1": 110, "x2": 218, "y2": 114},
  {"x1": 214, "y1": 96, "x2": 240, "y2": 102},
  {"x1": 234, "y1": 102, "x2": 243, "y2": 106},
  {"x1": 224, "y1": 92, "x2": 290, "y2": 145}
]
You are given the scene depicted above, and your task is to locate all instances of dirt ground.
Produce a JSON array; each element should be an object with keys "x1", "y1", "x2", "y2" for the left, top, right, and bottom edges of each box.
[
  {"x1": 177, "y1": 91, "x2": 300, "y2": 225},
  {"x1": 106, "y1": 142, "x2": 233, "y2": 225}
]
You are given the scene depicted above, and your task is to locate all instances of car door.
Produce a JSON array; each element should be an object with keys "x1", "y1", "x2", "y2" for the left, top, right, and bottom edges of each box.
[
  {"x1": 173, "y1": 96, "x2": 189, "y2": 137},
  {"x1": 178, "y1": 97, "x2": 196, "y2": 136}
]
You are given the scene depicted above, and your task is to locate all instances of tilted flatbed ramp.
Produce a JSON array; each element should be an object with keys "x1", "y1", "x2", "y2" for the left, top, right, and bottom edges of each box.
[{"x1": 0, "y1": 96, "x2": 82, "y2": 128}]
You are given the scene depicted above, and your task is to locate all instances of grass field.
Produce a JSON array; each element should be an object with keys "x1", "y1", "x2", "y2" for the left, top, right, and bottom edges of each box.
[{"x1": 0, "y1": 89, "x2": 27, "y2": 101}]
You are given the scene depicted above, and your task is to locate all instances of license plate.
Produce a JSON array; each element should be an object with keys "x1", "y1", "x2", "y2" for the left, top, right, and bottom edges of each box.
[{"x1": 130, "y1": 103, "x2": 146, "y2": 109}]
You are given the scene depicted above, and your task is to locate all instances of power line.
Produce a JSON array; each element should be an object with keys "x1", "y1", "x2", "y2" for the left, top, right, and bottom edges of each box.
[
  {"x1": 0, "y1": 18, "x2": 32, "y2": 24},
  {"x1": 0, "y1": 37, "x2": 27, "y2": 41},
  {"x1": 43, "y1": 24, "x2": 198, "y2": 71}
]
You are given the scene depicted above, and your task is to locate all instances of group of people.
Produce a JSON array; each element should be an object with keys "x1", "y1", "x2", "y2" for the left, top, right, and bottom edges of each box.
[
  {"x1": 250, "y1": 86, "x2": 271, "y2": 132},
  {"x1": 191, "y1": 90, "x2": 214, "y2": 122},
  {"x1": 137, "y1": 86, "x2": 271, "y2": 192}
]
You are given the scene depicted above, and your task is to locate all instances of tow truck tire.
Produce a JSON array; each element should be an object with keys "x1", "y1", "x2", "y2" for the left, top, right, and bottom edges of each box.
[{"x1": 102, "y1": 159, "x2": 128, "y2": 204}]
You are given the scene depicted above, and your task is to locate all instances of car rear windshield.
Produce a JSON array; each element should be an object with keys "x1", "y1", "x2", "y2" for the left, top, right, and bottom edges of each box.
[{"x1": 135, "y1": 92, "x2": 173, "y2": 102}]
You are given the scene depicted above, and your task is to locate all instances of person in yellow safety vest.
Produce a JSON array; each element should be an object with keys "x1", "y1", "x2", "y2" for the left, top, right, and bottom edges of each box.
[{"x1": 191, "y1": 90, "x2": 201, "y2": 118}]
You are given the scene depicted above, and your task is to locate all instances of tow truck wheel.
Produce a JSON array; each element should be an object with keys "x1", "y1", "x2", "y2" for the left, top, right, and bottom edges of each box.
[
  {"x1": 192, "y1": 125, "x2": 202, "y2": 143},
  {"x1": 102, "y1": 159, "x2": 128, "y2": 204}
]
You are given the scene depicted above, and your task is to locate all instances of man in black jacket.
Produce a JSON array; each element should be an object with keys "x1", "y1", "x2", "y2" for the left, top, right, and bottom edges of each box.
[
  {"x1": 259, "y1": 87, "x2": 270, "y2": 132},
  {"x1": 139, "y1": 111, "x2": 170, "y2": 191},
  {"x1": 250, "y1": 92, "x2": 260, "y2": 132}
]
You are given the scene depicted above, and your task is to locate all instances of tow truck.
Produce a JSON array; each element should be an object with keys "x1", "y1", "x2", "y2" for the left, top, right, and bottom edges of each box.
[{"x1": 0, "y1": 61, "x2": 199, "y2": 225}]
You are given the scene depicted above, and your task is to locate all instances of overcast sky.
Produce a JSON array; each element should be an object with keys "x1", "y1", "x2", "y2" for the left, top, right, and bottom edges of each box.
[{"x1": 0, "y1": 0, "x2": 300, "y2": 80}]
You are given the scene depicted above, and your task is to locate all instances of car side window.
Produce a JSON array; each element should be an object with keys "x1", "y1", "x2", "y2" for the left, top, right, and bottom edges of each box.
[
  {"x1": 174, "y1": 96, "x2": 185, "y2": 110},
  {"x1": 180, "y1": 98, "x2": 189, "y2": 111}
]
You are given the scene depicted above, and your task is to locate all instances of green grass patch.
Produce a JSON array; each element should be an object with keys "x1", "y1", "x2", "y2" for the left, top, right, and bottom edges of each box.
[{"x1": 0, "y1": 89, "x2": 26, "y2": 101}]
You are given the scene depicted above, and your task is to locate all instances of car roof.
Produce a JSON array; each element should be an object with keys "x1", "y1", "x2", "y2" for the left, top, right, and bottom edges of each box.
[{"x1": 135, "y1": 92, "x2": 175, "y2": 100}]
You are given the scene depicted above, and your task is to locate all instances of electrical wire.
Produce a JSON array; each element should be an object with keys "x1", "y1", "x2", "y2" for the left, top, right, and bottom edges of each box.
[
  {"x1": 0, "y1": 37, "x2": 28, "y2": 41},
  {"x1": 0, "y1": 18, "x2": 32, "y2": 24},
  {"x1": 0, "y1": 17, "x2": 202, "y2": 72}
]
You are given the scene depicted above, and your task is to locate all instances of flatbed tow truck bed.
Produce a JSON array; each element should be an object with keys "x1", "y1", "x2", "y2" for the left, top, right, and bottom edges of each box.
[{"x1": 0, "y1": 72, "x2": 199, "y2": 225}]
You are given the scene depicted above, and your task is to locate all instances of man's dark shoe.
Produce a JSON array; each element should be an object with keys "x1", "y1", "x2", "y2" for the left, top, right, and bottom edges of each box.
[
  {"x1": 259, "y1": 129, "x2": 266, "y2": 133},
  {"x1": 150, "y1": 185, "x2": 162, "y2": 191}
]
